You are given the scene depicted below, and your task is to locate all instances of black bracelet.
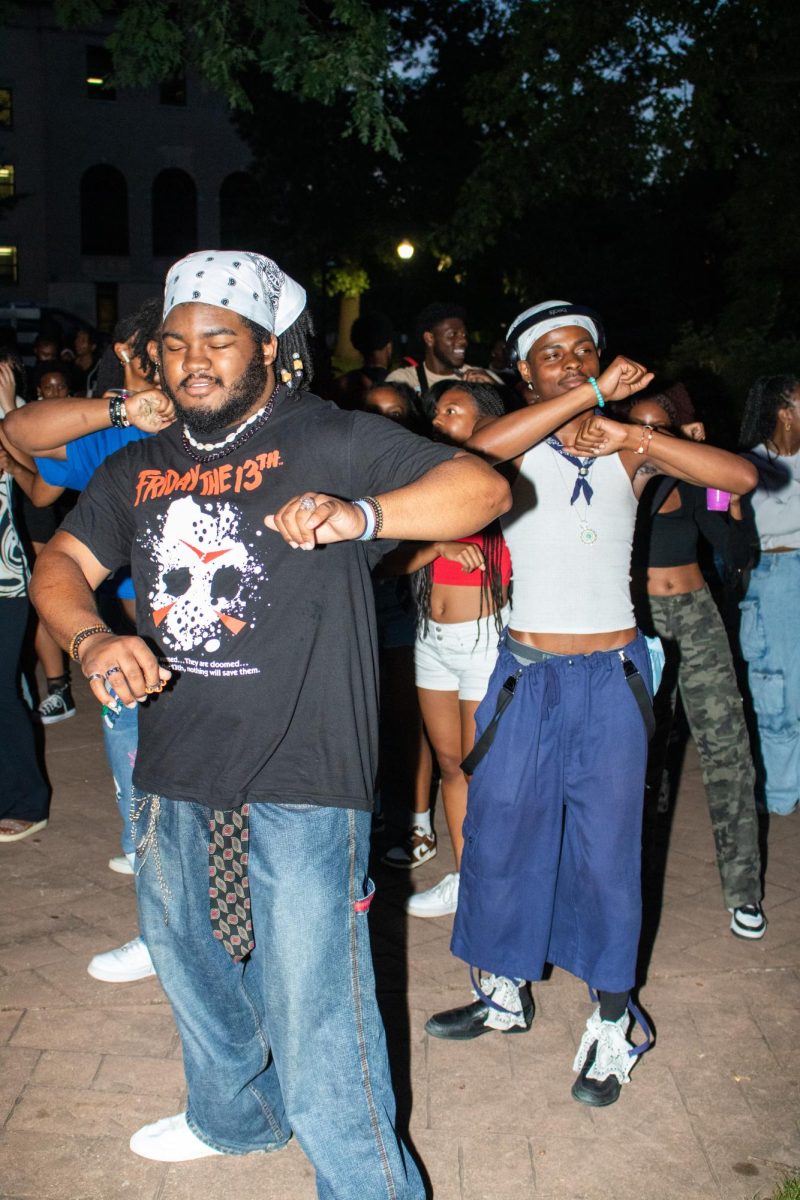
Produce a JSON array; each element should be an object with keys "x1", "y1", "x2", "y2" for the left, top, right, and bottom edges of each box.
[{"x1": 108, "y1": 393, "x2": 130, "y2": 429}]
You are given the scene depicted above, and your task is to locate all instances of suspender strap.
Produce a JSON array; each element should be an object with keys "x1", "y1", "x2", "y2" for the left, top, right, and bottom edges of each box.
[
  {"x1": 620, "y1": 653, "x2": 656, "y2": 740},
  {"x1": 460, "y1": 670, "x2": 522, "y2": 774}
]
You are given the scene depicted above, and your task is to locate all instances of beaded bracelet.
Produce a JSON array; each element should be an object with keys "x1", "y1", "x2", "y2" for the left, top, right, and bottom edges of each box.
[
  {"x1": 635, "y1": 425, "x2": 655, "y2": 456},
  {"x1": 69, "y1": 624, "x2": 112, "y2": 662},
  {"x1": 587, "y1": 376, "x2": 605, "y2": 408},
  {"x1": 108, "y1": 392, "x2": 130, "y2": 429},
  {"x1": 354, "y1": 495, "x2": 384, "y2": 541}
]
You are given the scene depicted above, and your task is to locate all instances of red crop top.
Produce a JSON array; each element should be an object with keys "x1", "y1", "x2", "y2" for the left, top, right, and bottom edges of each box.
[{"x1": 430, "y1": 532, "x2": 513, "y2": 588}]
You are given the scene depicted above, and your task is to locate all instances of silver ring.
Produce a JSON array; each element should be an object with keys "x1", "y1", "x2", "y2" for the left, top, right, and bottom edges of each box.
[
  {"x1": 87, "y1": 672, "x2": 105, "y2": 683},
  {"x1": 299, "y1": 496, "x2": 316, "y2": 511},
  {"x1": 104, "y1": 665, "x2": 122, "y2": 678}
]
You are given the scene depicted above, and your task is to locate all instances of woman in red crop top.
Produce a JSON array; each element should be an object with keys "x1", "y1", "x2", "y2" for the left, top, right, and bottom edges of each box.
[{"x1": 383, "y1": 381, "x2": 513, "y2": 919}]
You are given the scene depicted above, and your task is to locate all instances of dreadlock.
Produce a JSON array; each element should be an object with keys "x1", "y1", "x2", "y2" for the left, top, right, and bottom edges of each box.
[
  {"x1": 414, "y1": 379, "x2": 510, "y2": 641},
  {"x1": 242, "y1": 309, "x2": 316, "y2": 392},
  {"x1": 740, "y1": 375, "x2": 800, "y2": 450},
  {"x1": 94, "y1": 297, "x2": 162, "y2": 395}
]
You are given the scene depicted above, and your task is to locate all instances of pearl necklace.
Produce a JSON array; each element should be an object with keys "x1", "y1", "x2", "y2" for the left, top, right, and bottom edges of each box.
[{"x1": 181, "y1": 385, "x2": 279, "y2": 464}]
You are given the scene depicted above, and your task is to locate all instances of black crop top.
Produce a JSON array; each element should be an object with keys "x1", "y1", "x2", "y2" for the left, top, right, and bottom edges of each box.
[{"x1": 633, "y1": 478, "x2": 756, "y2": 571}]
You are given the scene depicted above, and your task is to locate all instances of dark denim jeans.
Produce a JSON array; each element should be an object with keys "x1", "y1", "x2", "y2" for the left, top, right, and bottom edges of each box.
[{"x1": 133, "y1": 793, "x2": 424, "y2": 1200}]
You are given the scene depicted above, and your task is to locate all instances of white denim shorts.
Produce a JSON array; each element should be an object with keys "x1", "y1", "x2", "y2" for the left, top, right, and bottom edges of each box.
[{"x1": 414, "y1": 607, "x2": 509, "y2": 701}]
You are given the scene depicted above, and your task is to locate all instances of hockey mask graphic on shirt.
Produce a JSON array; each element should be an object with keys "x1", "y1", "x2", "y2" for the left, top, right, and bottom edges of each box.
[{"x1": 148, "y1": 495, "x2": 263, "y2": 653}]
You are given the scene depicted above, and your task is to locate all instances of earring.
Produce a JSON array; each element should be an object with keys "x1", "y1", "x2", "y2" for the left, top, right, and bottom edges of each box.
[
  {"x1": 280, "y1": 368, "x2": 292, "y2": 384},
  {"x1": 291, "y1": 353, "x2": 303, "y2": 378},
  {"x1": 121, "y1": 352, "x2": 131, "y2": 364},
  {"x1": 527, "y1": 381, "x2": 534, "y2": 391}
]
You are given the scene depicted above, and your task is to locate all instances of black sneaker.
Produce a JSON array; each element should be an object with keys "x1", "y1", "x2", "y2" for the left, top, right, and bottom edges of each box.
[
  {"x1": 728, "y1": 903, "x2": 767, "y2": 939},
  {"x1": 37, "y1": 687, "x2": 76, "y2": 725}
]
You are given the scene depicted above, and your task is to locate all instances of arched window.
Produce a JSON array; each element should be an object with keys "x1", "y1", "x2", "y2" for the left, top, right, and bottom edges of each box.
[
  {"x1": 80, "y1": 164, "x2": 129, "y2": 255},
  {"x1": 219, "y1": 172, "x2": 261, "y2": 249},
  {"x1": 152, "y1": 168, "x2": 198, "y2": 258}
]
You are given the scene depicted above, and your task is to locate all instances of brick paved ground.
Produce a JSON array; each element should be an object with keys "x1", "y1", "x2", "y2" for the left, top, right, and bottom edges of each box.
[{"x1": 1, "y1": 678, "x2": 798, "y2": 1199}]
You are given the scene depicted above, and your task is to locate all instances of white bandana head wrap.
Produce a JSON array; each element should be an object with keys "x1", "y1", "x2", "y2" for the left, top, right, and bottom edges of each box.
[
  {"x1": 163, "y1": 250, "x2": 306, "y2": 337},
  {"x1": 506, "y1": 300, "x2": 600, "y2": 362}
]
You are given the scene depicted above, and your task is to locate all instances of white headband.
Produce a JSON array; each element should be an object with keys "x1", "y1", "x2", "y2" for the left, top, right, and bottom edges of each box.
[
  {"x1": 163, "y1": 250, "x2": 306, "y2": 337},
  {"x1": 507, "y1": 300, "x2": 599, "y2": 361}
]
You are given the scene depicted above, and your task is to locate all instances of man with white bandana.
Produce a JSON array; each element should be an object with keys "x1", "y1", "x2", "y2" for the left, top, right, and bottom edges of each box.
[
  {"x1": 423, "y1": 300, "x2": 757, "y2": 1108},
  {"x1": 30, "y1": 250, "x2": 509, "y2": 1193}
]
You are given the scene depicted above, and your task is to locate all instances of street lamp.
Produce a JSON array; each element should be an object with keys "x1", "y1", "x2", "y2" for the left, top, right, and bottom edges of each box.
[{"x1": 396, "y1": 239, "x2": 415, "y2": 261}]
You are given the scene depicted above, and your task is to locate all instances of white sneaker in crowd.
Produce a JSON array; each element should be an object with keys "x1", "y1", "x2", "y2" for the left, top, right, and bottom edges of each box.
[
  {"x1": 130, "y1": 1113, "x2": 222, "y2": 1161},
  {"x1": 87, "y1": 936, "x2": 156, "y2": 982},
  {"x1": 405, "y1": 871, "x2": 459, "y2": 918},
  {"x1": 381, "y1": 826, "x2": 438, "y2": 869},
  {"x1": 728, "y1": 903, "x2": 767, "y2": 939},
  {"x1": 108, "y1": 852, "x2": 135, "y2": 875}
]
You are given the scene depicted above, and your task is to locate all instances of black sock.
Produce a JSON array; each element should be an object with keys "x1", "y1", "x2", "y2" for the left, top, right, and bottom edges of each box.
[
  {"x1": 598, "y1": 990, "x2": 629, "y2": 1022},
  {"x1": 46, "y1": 673, "x2": 70, "y2": 694}
]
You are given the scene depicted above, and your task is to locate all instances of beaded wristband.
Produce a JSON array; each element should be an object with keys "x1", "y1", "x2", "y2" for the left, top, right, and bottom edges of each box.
[
  {"x1": 352, "y1": 499, "x2": 376, "y2": 541},
  {"x1": 354, "y1": 495, "x2": 383, "y2": 540},
  {"x1": 69, "y1": 624, "x2": 112, "y2": 662},
  {"x1": 635, "y1": 425, "x2": 654, "y2": 456},
  {"x1": 108, "y1": 392, "x2": 130, "y2": 429},
  {"x1": 587, "y1": 376, "x2": 605, "y2": 408}
]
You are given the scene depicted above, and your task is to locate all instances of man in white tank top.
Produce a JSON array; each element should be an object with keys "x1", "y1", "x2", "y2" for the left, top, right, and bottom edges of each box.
[{"x1": 423, "y1": 301, "x2": 758, "y2": 1107}]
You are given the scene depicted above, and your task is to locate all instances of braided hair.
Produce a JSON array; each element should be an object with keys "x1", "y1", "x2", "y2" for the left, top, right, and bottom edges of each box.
[
  {"x1": 242, "y1": 309, "x2": 316, "y2": 393},
  {"x1": 94, "y1": 297, "x2": 162, "y2": 395},
  {"x1": 740, "y1": 375, "x2": 800, "y2": 450},
  {"x1": 414, "y1": 380, "x2": 509, "y2": 641}
]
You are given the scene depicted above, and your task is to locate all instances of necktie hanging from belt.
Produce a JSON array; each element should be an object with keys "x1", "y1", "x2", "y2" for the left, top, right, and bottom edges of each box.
[{"x1": 208, "y1": 803, "x2": 255, "y2": 960}]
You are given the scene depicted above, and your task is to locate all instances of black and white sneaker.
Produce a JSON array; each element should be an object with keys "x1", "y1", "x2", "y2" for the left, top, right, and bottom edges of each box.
[
  {"x1": 728, "y1": 903, "x2": 767, "y2": 940},
  {"x1": 37, "y1": 687, "x2": 76, "y2": 725}
]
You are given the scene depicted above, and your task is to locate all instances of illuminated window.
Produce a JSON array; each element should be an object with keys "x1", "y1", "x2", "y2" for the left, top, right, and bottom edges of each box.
[
  {"x1": 0, "y1": 165, "x2": 15, "y2": 200},
  {"x1": 0, "y1": 89, "x2": 11, "y2": 128},
  {"x1": 86, "y1": 46, "x2": 115, "y2": 100},
  {"x1": 0, "y1": 246, "x2": 19, "y2": 283}
]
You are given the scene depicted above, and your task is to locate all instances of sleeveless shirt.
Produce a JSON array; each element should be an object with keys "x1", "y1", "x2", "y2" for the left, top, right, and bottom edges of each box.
[{"x1": 500, "y1": 441, "x2": 637, "y2": 633}]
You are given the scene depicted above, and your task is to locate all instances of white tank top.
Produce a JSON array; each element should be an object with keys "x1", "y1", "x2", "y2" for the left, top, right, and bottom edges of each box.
[{"x1": 501, "y1": 441, "x2": 637, "y2": 634}]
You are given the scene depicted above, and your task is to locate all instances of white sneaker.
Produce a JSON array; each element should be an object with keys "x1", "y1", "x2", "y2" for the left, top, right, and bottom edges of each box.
[
  {"x1": 405, "y1": 871, "x2": 459, "y2": 918},
  {"x1": 728, "y1": 903, "x2": 767, "y2": 939},
  {"x1": 108, "y1": 853, "x2": 135, "y2": 875},
  {"x1": 87, "y1": 936, "x2": 156, "y2": 982},
  {"x1": 130, "y1": 1112, "x2": 222, "y2": 1161}
]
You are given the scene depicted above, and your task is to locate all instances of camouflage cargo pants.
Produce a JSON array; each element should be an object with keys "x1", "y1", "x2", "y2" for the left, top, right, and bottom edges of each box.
[{"x1": 648, "y1": 585, "x2": 762, "y2": 909}]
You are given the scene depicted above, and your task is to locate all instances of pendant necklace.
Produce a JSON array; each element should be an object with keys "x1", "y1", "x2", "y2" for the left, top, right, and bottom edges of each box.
[{"x1": 547, "y1": 436, "x2": 598, "y2": 545}]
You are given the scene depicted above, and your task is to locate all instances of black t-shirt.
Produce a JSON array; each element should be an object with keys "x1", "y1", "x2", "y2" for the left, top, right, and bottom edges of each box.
[{"x1": 62, "y1": 388, "x2": 456, "y2": 810}]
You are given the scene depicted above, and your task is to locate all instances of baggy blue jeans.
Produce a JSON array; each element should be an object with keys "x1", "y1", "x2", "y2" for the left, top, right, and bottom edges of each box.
[
  {"x1": 133, "y1": 793, "x2": 424, "y2": 1200},
  {"x1": 102, "y1": 702, "x2": 138, "y2": 854},
  {"x1": 740, "y1": 550, "x2": 800, "y2": 814}
]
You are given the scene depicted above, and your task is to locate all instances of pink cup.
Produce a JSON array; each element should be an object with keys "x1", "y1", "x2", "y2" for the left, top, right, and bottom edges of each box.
[{"x1": 706, "y1": 488, "x2": 731, "y2": 512}]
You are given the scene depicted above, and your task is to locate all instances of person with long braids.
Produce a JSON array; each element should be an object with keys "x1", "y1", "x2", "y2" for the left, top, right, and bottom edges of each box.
[
  {"x1": 383, "y1": 382, "x2": 511, "y2": 917},
  {"x1": 739, "y1": 374, "x2": 800, "y2": 816},
  {"x1": 424, "y1": 301, "x2": 757, "y2": 1110}
]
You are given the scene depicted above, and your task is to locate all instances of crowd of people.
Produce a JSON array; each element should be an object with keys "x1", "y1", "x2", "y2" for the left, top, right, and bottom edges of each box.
[{"x1": 0, "y1": 253, "x2": 797, "y2": 1196}]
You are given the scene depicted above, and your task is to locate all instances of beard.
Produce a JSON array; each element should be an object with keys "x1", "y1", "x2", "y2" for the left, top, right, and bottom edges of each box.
[{"x1": 165, "y1": 351, "x2": 269, "y2": 437}]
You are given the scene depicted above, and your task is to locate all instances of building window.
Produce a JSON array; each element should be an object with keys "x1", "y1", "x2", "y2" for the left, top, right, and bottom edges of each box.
[
  {"x1": 0, "y1": 164, "x2": 14, "y2": 200},
  {"x1": 0, "y1": 246, "x2": 18, "y2": 283},
  {"x1": 95, "y1": 282, "x2": 118, "y2": 333},
  {"x1": 86, "y1": 46, "x2": 115, "y2": 100},
  {"x1": 152, "y1": 168, "x2": 197, "y2": 257},
  {"x1": 219, "y1": 172, "x2": 261, "y2": 249},
  {"x1": 159, "y1": 75, "x2": 187, "y2": 106},
  {"x1": 0, "y1": 89, "x2": 12, "y2": 128},
  {"x1": 81, "y1": 164, "x2": 129, "y2": 254}
]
